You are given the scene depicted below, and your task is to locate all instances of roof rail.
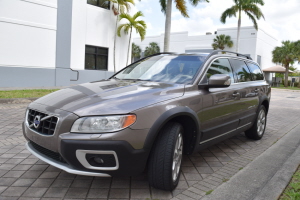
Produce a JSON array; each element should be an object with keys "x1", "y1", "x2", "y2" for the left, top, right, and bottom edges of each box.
[{"x1": 208, "y1": 50, "x2": 252, "y2": 60}]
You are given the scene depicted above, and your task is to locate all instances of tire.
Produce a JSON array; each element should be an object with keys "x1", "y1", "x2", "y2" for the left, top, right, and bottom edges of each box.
[
  {"x1": 148, "y1": 122, "x2": 183, "y2": 191},
  {"x1": 245, "y1": 105, "x2": 267, "y2": 140}
]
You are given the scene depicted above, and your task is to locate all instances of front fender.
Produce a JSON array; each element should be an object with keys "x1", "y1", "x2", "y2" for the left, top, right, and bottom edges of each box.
[{"x1": 143, "y1": 106, "x2": 201, "y2": 153}]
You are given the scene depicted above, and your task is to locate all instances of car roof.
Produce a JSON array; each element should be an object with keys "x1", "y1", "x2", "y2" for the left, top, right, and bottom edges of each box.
[{"x1": 156, "y1": 50, "x2": 252, "y2": 61}]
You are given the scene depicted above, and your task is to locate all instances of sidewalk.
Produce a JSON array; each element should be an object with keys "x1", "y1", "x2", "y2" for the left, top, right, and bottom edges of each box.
[{"x1": 201, "y1": 123, "x2": 300, "y2": 200}]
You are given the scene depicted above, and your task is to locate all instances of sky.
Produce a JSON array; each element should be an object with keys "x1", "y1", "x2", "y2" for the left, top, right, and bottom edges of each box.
[
  {"x1": 129, "y1": 0, "x2": 300, "y2": 68},
  {"x1": 130, "y1": 0, "x2": 300, "y2": 43}
]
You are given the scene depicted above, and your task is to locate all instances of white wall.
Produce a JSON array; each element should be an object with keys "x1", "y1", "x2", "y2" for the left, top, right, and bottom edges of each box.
[
  {"x1": 0, "y1": 0, "x2": 57, "y2": 69},
  {"x1": 69, "y1": 1, "x2": 129, "y2": 72},
  {"x1": 133, "y1": 26, "x2": 278, "y2": 69},
  {"x1": 256, "y1": 28, "x2": 277, "y2": 69}
]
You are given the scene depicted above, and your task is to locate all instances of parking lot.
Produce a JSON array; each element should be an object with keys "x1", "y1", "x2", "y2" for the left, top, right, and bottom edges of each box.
[{"x1": 0, "y1": 89, "x2": 300, "y2": 200}]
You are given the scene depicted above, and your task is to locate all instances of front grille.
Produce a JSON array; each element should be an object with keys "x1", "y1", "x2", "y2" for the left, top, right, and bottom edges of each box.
[
  {"x1": 27, "y1": 109, "x2": 58, "y2": 136},
  {"x1": 29, "y1": 141, "x2": 67, "y2": 164}
]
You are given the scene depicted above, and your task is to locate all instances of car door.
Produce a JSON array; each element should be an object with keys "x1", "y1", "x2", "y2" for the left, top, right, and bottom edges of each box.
[
  {"x1": 228, "y1": 59, "x2": 260, "y2": 129},
  {"x1": 198, "y1": 58, "x2": 242, "y2": 143}
]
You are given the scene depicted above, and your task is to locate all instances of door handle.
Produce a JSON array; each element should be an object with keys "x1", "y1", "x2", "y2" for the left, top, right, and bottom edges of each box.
[{"x1": 232, "y1": 93, "x2": 240, "y2": 97}]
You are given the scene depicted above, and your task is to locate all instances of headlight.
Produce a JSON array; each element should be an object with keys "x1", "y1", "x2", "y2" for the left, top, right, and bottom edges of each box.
[{"x1": 70, "y1": 115, "x2": 136, "y2": 133}]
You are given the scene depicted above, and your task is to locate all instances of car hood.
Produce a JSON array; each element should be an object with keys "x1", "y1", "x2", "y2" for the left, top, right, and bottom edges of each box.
[{"x1": 33, "y1": 79, "x2": 184, "y2": 116}]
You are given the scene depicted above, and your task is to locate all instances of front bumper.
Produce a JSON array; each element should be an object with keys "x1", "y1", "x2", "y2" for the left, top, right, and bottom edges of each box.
[
  {"x1": 25, "y1": 138, "x2": 150, "y2": 177},
  {"x1": 26, "y1": 142, "x2": 111, "y2": 177},
  {"x1": 23, "y1": 103, "x2": 151, "y2": 177}
]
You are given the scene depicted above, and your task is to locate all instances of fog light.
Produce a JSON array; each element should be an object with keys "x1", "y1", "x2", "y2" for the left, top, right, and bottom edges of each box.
[
  {"x1": 94, "y1": 157, "x2": 104, "y2": 164},
  {"x1": 85, "y1": 153, "x2": 116, "y2": 167}
]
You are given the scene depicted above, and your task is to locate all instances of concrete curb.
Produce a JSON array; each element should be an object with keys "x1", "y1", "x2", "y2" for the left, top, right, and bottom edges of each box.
[
  {"x1": 0, "y1": 98, "x2": 38, "y2": 104},
  {"x1": 201, "y1": 123, "x2": 300, "y2": 200}
]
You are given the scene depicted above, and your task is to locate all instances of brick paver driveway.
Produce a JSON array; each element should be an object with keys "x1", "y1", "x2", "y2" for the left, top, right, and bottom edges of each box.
[{"x1": 0, "y1": 89, "x2": 300, "y2": 200}]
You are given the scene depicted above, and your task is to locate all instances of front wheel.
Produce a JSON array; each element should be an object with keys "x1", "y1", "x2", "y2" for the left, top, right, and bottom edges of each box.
[
  {"x1": 245, "y1": 105, "x2": 267, "y2": 140},
  {"x1": 148, "y1": 122, "x2": 183, "y2": 191}
]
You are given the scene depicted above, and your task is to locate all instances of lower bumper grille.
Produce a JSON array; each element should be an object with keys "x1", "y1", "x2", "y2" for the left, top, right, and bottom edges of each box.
[{"x1": 29, "y1": 141, "x2": 67, "y2": 164}]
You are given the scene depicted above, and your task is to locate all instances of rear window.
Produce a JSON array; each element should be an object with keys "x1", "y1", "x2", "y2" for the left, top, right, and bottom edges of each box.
[
  {"x1": 113, "y1": 55, "x2": 207, "y2": 84},
  {"x1": 246, "y1": 62, "x2": 264, "y2": 81},
  {"x1": 229, "y1": 59, "x2": 252, "y2": 82}
]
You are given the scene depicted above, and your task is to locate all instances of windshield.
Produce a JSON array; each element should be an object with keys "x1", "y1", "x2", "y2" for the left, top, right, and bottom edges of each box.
[{"x1": 112, "y1": 55, "x2": 207, "y2": 84}]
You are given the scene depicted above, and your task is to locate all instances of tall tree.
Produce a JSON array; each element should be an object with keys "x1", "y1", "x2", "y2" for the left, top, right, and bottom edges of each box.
[
  {"x1": 131, "y1": 43, "x2": 142, "y2": 63},
  {"x1": 220, "y1": 0, "x2": 265, "y2": 52},
  {"x1": 109, "y1": 0, "x2": 134, "y2": 72},
  {"x1": 212, "y1": 34, "x2": 234, "y2": 50},
  {"x1": 295, "y1": 40, "x2": 300, "y2": 62},
  {"x1": 160, "y1": 0, "x2": 209, "y2": 52},
  {"x1": 272, "y1": 41, "x2": 298, "y2": 87},
  {"x1": 144, "y1": 42, "x2": 160, "y2": 57},
  {"x1": 117, "y1": 11, "x2": 147, "y2": 65}
]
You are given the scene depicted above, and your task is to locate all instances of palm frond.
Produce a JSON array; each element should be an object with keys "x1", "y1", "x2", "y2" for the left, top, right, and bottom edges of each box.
[
  {"x1": 159, "y1": 0, "x2": 167, "y2": 14},
  {"x1": 245, "y1": 11, "x2": 258, "y2": 30},
  {"x1": 117, "y1": 24, "x2": 127, "y2": 37},
  {"x1": 117, "y1": 11, "x2": 146, "y2": 41},
  {"x1": 211, "y1": 34, "x2": 234, "y2": 50},
  {"x1": 175, "y1": 0, "x2": 189, "y2": 18},
  {"x1": 248, "y1": 0, "x2": 264, "y2": 6},
  {"x1": 133, "y1": 11, "x2": 144, "y2": 20},
  {"x1": 220, "y1": 6, "x2": 237, "y2": 23},
  {"x1": 118, "y1": 13, "x2": 130, "y2": 21},
  {"x1": 135, "y1": 25, "x2": 146, "y2": 41},
  {"x1": 243, "y1": 4, "x2": 264, "y2": 20},
  {"x1": 189, "y1": 0, "x2": 209, "y2": 6},
  {"x1": 136, "y1": 20, "x2": 147, "y2": 29}
]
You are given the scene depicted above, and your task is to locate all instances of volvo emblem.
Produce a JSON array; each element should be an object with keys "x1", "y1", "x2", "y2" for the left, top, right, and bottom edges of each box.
[{"x1": 33, "y1": 115, "x2": 41, "y2": 129}]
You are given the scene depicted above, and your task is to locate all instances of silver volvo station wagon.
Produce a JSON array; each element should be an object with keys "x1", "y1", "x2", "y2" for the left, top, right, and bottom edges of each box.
[{"x1": 23, "y1": 50, "x2": 271, "y2": 190}]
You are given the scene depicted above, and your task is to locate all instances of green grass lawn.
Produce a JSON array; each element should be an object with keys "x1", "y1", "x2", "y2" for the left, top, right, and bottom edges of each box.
[
  {"x1": 279, "y1": 166, "x2": 300, "y2": 200},
  {"x1": 0, "y1": 89, "x2": 59, "y2": 99},
  {"x1": 272, "y1": 84, "x2": 300, "y2": 90}
]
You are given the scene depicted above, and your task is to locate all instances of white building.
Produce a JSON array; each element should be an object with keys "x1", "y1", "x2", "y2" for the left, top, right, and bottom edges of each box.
[
  {"x1": 0, "y1": 0, "x2": 129, "y2": 87},
  {"x1": 133, "y1": 26, "x2": 278, "y2": 82}
]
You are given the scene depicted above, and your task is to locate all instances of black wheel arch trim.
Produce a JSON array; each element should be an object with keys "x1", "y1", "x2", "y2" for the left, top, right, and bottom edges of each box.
[
  {"x1": 259, "y1": 95, "x2": 270, "y2": 113},
  {"x1": 143, "y1": 106, "x2": 201, "y2": 154}
]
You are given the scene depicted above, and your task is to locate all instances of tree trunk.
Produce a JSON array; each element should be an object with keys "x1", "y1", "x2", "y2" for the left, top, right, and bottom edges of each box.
[
  {"x1": 164, "y1": 0, "x2": 172, "y2": 52},
  {"x1": 236, "y1": 9, "x2": 241, "y2": 53},
  {"x1": 284, "y1": 64, "x2": 289, "y2": 87},
  {"x1": 127, "y1": 28, "x2": 132, "y2": 66},
  {"x1": 113, "y1": 5, "x2": 120, "y2": 73}
]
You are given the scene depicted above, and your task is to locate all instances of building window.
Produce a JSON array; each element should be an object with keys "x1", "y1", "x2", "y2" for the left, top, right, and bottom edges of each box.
[
  {"x1": 257, "y1": 55, "x2": 261, "y2": 65},
  {"x1": 85, "y1": 46, "x2": 108, "y2": 71},
  {"x1": 87, "y1": 0, "x2": 110, "y2": 10}
]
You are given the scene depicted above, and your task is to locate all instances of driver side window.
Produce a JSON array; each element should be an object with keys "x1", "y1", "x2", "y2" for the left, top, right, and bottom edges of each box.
[{"x1": 204, "y1": 58, "x2": 235, "y2": 84}]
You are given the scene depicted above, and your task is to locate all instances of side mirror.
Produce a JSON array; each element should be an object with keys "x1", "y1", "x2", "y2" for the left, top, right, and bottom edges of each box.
[{"x1": 199, "y1": 74, "x2": 231, "y2": 89}]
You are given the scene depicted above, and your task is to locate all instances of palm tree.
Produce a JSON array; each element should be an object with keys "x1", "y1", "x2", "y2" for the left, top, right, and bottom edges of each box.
[
  {"x1": 272, "y1": 41, "x2": 298, "y2": 87},
  {"x1": 109, "y1": 0, "x2": 134, "y2": 72},
  {"x1": 212, "y1": 34, "x2": 234, "y2": 50},
  {"x1": 295, "y1": 40, "x2": 300, "y2": 62},
  {"x1": 160, "y1": 0, "x2": 209, "y2": 52},
  {"x1": 117, "y1": 11, "x2": 147, "y2": 65},
  {"x1": 131, "y1": 43, "x2": 142, "y2": 63},
  {"x1": 144, "y1": 42, "x2": 160, "y2": 57},
  {"x1": 220, "y1": 0, "x2": 265, "y2": 52}
]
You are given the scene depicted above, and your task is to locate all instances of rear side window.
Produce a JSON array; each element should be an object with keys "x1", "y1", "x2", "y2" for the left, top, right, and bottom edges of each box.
[
  {"x1": 205, "y1": 58, "x2": 235, "y2": 83},
  {"x1": 246, "y1": 62, "x2": 264, "y2": 80},
  {"x1": 229, "y1": 59, "x2": 252, "y2": 82}
]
